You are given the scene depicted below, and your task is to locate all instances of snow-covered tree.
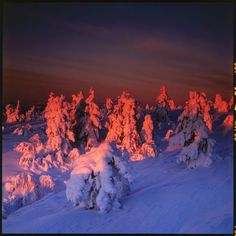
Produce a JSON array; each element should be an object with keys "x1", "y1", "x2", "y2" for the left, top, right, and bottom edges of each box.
[
  {"x1": 66, "y1": 142, "x2": 131, "y2": 213},
  {"x1": 155, "y1": 85, "x2": 176, "y2": 127},
  {"x1": 157, "y1": 85, "x2": 175, "y2": 110},
  {"x1": 5, "y1": 100, "x2": 20, "y2": 123},
  {"x1": 169, "y1": 92, "x2": 215, "y2": 168},
  {"x1": 76, "y1": 88, "x2": 102, "y2": 151},
  {"x1": 214, "y1": 94, "x2": 228, "y2": 113},
  {"x1": 106, "y1": 91, "x2": 141, "y2": 155},
  {"x1": 45, "y1": 93, "x2": 74, "y2": 162},
  {"x1": 182, "y1": 91, "x2": 212, "y2": 131},
  {"x1": 3, "y1": 172, "x2": 54, "y2": 218},
  {"x1": 140, "y1": 114, "x2": 157, "y2": 158}
]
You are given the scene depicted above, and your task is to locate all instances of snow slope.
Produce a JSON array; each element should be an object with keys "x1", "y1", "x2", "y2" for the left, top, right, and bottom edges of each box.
[{"x1": 2, "y1": 120, "x2": 233, "y2": 234}]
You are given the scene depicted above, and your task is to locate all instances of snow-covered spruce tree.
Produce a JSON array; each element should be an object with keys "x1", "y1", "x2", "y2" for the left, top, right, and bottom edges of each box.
[
  {"x1": 66, "y1": 142, "x2": 131, "y2": 213},
  {"x1": 5, "y1": 100, "x2": 20, "y2": 123},
  {"x1": 140, "y1": 114, "x2": 157, "y2": 158},
  {"x1": 213, "y1": 94, "x2": 228, "y2": 113},
  {"x1": 45, "y1": 93, "x2": 75, "y2": 164},
  {"x1": 190, "y1": 91, "x2": 212, "y2": 131},
  {"x1": 76, "y1": 88, "x2": 102, "y2": 151},
  {"x1": 106, "y1": 91, "x2": 141, "y2": 156},
  {"x1": 169, "y1": 91, "x2": 215, "y2": 168},
  {"x1": 153, "y1": 86, "x2": 175, "y2": 129}
]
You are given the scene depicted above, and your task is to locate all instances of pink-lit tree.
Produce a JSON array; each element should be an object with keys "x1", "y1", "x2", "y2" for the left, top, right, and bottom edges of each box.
[
  {"x1": 106, "y1": 91, "x2": 141, "y2": 155},
  {"x1": 45, "y1": 93, "x2": 75, "y2": 163},
  {"x1": 140, "y1": 114, "x2": 157, "y2": 158},
  {"x1": 213, "y1": 94, "x2": 228, "y2": 113},
  {"x1": 76, "y1": 88, "x2": 102, "y2": 151},
  {"x1": 169, "y1": 91, "x2": 215, "y2": 168},
  {"x1": 5, "y1": 100, "x2": 20, "y2": 123}
]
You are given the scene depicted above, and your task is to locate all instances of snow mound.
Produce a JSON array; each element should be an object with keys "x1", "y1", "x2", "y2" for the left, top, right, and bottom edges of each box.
[{"x1": 66, "y1": 142, "x2": 132, "y2": 213}]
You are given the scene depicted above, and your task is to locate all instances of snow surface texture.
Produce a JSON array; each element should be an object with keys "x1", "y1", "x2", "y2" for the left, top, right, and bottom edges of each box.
[{"x1": 66, "y1": 142, "x2": 131, "y2": 213}]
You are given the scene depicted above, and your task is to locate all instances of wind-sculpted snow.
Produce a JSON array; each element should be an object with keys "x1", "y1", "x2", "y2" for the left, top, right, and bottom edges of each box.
[{"x1": 66, "y1": 142, "x2": 132, "y2": 213}]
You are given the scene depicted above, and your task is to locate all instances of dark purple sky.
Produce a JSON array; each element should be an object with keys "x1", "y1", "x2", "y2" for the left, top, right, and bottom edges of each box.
[{"x1": 3, "y1": 2, "x2": 233, "y2": 106}]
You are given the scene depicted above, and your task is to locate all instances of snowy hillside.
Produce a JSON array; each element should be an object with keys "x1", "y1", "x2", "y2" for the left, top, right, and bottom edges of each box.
[
  {"x1": 2, "y1": 89, "x2": 233, "y2": 234},
  {"x1": 2, "y1": 123, "x2": 233, "y2": 233}
]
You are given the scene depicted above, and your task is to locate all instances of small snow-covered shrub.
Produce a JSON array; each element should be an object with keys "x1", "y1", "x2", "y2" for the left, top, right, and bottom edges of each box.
[
  {"x1": 3, "y1": 173, "x2": 54, "y2": 218},
  {"x1": 15, "y1": 135, "x2": 52, "y2": 173},
  {"x1": 5, "y1": 100, "x2": 20, "y2": 123},
  {"x1": 39, "y1": 175, "x2": 55, "y2": 190},
  {"x1": 3, "y1": 173, "x2": 39, "y2": 217},
  {"x1": 66, "y1": 142, "x2": 131, "y2": 213}
]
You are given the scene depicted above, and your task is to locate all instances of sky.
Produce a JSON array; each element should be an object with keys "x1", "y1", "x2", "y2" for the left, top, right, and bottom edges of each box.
[{"x1": 3, "y1": 2, "x2": 233, "y2": 106}]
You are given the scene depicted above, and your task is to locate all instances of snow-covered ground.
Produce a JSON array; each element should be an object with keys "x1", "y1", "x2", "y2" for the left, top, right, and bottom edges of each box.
[{"x1": 2, "y1": 119, "x2": 233, "y2": 234}]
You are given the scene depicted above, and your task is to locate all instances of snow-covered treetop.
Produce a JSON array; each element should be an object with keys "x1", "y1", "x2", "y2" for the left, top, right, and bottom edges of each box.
[
  {"x1": 213, "y1": 93, "x2": 228, "y2": 113},
  {"x1": 45, "y1": 92, "x2": 74, "y2": 153},
  {"x1": 85, "y1": 88, "x2": 102, "y2": 129},
  {"x1": 156, "y1": 85, "x2": 175, "y2": 110},
  {"x1": 141, "y1": 114, "x2": 154, "y2": 144},
  {"x1": 5, "y1": 100, "x2": 21, "y2": 123},
  {"x1": 179, "y1": 91, "x2": 212, "y2": 131}
]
